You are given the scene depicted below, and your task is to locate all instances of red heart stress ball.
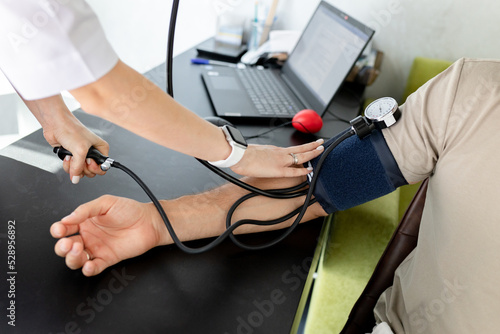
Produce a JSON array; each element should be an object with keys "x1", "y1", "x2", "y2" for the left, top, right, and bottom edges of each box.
[{"x1": 292, "y1": 109, "x2": 323, "y2": 133}]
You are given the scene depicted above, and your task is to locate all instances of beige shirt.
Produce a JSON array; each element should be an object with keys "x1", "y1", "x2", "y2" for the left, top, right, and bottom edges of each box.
[{"x1": 375, "y1": 58, "x2": 500, "y2": 333}]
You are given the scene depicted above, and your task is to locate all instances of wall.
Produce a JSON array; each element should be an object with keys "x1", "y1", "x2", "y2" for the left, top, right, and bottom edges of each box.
[
  {"x1": 2, "y1": 0, "x2": 500, "y2": 102},
  {"x1": 275, "y1": 0, "x2": 500, "y2": 101},
  {"x1": 0, "y1": 0, "x2": 220, "y2": 95}
]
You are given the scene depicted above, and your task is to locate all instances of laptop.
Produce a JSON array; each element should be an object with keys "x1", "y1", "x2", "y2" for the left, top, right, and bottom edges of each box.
[{"x1": 201, "y1": 1, "x2": 374, "y2": 122}]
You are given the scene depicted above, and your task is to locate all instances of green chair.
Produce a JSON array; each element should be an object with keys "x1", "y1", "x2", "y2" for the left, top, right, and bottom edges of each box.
[{"x1": 294, "y1": 57, "x2": 453, "y2": 334}]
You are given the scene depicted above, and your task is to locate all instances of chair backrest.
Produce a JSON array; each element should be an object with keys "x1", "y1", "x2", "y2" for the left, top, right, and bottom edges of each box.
[
  {"x1": 340, "y1": 178, "x2": 429, "y2": 334},
  {"x1": 401, "y1": 57, "x2": 453, "y2": 102}
]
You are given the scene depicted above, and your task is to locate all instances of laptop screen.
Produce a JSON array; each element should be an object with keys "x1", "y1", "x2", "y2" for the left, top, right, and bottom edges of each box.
[{"x1": 281, "y1": 2, "x2": 374, "y2": 113}]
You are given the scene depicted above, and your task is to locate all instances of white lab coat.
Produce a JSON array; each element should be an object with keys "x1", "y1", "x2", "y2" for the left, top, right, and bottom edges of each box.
[{"x1": 0, "y1": 0, "x2": 118, "y2": 100}]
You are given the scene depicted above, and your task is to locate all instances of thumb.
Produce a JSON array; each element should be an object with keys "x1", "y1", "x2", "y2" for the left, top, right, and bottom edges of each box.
[
  {"x1": 62, "y1": 195, "x2": 118, "y2": 225},
  {"x1": 92, "y1": 140, "x2": 110, "y2": 157},
  {"x1": 50, "y1": 196, "x2": 116, "y2": 239},
  {"x1": 82, "y1": 258, "x2": 111, "y2": 277}
]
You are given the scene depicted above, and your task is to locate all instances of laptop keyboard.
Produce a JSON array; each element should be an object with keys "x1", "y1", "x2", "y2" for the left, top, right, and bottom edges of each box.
[{"x1": 236, "y1": 68, "x2": 299, "y2": 115}]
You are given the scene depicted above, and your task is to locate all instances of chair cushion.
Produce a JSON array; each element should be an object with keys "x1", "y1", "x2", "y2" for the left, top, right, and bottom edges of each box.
[{"x1": 304, "y1": 191, "x2": 400, "y2": 334}]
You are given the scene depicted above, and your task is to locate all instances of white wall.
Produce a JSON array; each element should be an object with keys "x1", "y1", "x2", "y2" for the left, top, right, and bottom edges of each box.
[
  {"x1": 85, "y1": 0, "x2": 219, "y2": 73},
  {"x1": 2, "y1": 0, "x2": 500, "y2": 101},
  {"x1": 275, "y1": 0, "x2": 500, "y2": 101},
  {"x1": 0, "y1": 0, "x2": 220, "y2": 95}
]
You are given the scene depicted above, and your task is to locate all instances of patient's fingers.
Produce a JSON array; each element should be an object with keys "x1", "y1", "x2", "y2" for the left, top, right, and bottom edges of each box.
[
  {"x1": 61, "y1": 195, "x2": 117, "y2": 225},
  {"x1": 65, "y1": 242, "x2": 88, "y2": 270},
  {"x1": 54, "y1": 235, "x2": 82, "y2": 258},
  {"x1": 50, "y1": 221, "x2": 79, "y2": 239},
  {"x1": 82, "y1": 258, "x2": 108, "y2": 277},
  {"x1": 54, "y1": 237, "x2": 108, "y2": 276}
]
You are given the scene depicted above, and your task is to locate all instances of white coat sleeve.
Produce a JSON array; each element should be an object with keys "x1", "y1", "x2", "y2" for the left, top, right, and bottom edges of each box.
[{"x1": 0, "y1": 0, "x2": 119, "y2": 100}]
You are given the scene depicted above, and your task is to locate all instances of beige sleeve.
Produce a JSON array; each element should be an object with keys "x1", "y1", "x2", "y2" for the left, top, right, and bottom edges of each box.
[{"x1": 381, "y1": 58, "x2": 465, "y2": 184}]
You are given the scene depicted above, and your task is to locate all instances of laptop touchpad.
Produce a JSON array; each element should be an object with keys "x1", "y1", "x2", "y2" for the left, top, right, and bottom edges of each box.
[{"x1": 209, "y1": 76, "x2": 239, "y2": 90}]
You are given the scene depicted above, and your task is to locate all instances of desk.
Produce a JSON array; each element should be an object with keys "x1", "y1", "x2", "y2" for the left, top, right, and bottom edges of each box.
[
  {"x1": 145, "y1": 45, "x2": 365, "y2": 147},
  {"x1": 0, "y1": 45, "x2": 362, "y2": 334}
]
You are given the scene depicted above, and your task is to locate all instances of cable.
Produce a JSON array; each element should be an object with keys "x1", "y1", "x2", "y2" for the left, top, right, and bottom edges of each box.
[
  {"x1": 126, "y1": 128, "x2": 354, "y2": 253},
  {"x1": 326, "y1": 109, "x2": 352, "y2": 124},
  {"x1": 244, "y1": 121, "x2": 292, "y2": 140},
  {"x1": 243, "y1": 121, "x2": 316, "y2": 140},
  {"x1": 53, "y1": 126, "x2": 354, "y2": 253},
  {"x1": 196, "y1": 158, "x2": 309, "y2": 199},
  {"x1": 111, "y1": 160, "x2": 314, "y2": 254},
  {"x1": 166, "y1": 0, "x2": 180, "y2": 97},
  {"x1": 108, "y1": 127, "x2": 351, "y2": 253},
  {"x1": 158, "y1": 3, "x2": 356, "y2": 252},
  {"x1": 225, "y1": 192, "x2": 317, "y2": 250},
  {"x1": 52, "y1": 0, "x2": 384, "y2": 255},
  {"x1": 222, "y1": 128, "x2": 354, "y2": 250}
]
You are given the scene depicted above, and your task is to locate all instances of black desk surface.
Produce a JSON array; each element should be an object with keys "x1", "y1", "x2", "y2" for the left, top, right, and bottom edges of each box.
[
  {"x1": 0, "y1": 46, "x2": 362, "y2": 334},
  {"x1": 146, "y1": 45, "x2": 364, "y2": 146}
]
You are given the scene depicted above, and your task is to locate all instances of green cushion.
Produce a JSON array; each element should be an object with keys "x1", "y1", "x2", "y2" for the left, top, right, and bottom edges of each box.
[
  {"x1": 402, "y1": 57, "x2": 453, "y2": 102},
  {"x1": 304, "y1": 191, "x2": 400, "y2": 334}
]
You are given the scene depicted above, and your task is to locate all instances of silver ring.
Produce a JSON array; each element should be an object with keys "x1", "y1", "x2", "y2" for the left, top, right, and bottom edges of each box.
[
  {"x1": 290, "y1": 153, "x2": 299, "y2": 165},
  {"x1": 84, "y1": 250, "x2": 91, "y2": 261}
]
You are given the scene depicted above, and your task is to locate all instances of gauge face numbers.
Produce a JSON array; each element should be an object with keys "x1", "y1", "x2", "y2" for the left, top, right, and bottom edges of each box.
[{"x1": 365, "y1": 97, "x2": 398, "y2": 121}]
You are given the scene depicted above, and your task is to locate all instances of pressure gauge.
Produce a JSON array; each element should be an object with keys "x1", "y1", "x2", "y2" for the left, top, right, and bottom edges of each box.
[{"x1": 364, "y1": 97, "x2": 401, "y2": 129}]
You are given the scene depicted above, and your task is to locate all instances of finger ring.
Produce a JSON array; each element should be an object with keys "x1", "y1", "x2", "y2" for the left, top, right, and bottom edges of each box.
[
  {"x1": 83, "y1": 250, "x2": 92, "y2": 261},
  {"x1": 290, "y1": 153, "x2": 299, "y2": 165}
]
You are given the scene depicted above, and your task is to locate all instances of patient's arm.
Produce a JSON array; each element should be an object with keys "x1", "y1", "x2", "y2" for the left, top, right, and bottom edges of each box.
[{"x1": 50, "y1": 176, "x2": 328, "y2": 277}]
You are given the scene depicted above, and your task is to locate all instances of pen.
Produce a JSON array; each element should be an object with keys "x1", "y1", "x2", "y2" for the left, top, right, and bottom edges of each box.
[{"x1": 190, "y1": 58, "x2": 237, "y2": 68}]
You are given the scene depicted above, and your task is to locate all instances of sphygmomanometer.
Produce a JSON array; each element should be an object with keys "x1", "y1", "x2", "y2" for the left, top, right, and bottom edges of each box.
[
  {"x1": 308, "y1": 97, "x2": 407, "y2": 214},
  {"x1": 53, "y1": 96, "x2": 407, "y2": 254},
  {"x1": 53, "y1": 2, "x2": 407, "y2": 254}
]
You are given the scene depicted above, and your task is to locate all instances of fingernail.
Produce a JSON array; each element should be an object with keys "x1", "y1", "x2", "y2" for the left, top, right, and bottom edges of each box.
[
  {"x1": 86, "y1": 158, "x2": 91, "y2": 165},
  {"x1": 64, "y1": 155, "x2": 71, "y2": 161},
  {"x1": 72, "y1": 176, "x2": 80, "y2": 184},
  {"x1": 316, "y1": 138, "x2": 324, "y2": 144},
  {"x1": 307, "y1": 166, "x2": 313, "y2": 171},
  {"x1": 316, "y1": 145, "x2": 324, "y2": 151},
  {"x1": 71, "y1": 247, "x2": 80, "y2": 255}
]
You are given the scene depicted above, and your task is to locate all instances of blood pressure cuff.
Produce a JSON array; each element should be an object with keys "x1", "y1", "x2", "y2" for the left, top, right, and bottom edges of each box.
[{"x1": 307, "y1": 130, "x2": 408, "y2": 214}]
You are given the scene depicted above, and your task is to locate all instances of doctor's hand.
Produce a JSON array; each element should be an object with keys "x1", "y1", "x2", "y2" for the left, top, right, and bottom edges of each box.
[
  {"x1": 22, "y1": 94, "x2": 109, "y2": 184},
  {"x1": 230, "y1": 139, "x2": 324, "y2": 178},
  {"x1": 50, "y1": 195, "x2": 164, "y2": 277},
  {"x1": 48, "y1": 111, "x2": 109, "y2": 184}
]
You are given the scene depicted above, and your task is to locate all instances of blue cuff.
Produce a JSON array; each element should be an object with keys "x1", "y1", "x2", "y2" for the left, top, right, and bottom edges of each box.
[{"x1": 308, "y1": 130, "x2": 407, "y2": 214}]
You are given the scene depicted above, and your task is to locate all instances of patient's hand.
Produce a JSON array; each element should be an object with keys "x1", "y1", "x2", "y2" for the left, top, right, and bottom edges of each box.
[
  {"x1": 50, "y1": 195, "x2": 163, "y2": 277},
  {"x1": 50, "y1": 175, "x2": 328, "y2": 277}
]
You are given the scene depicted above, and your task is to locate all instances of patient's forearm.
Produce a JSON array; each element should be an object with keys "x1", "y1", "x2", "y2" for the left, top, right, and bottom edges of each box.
[{"x1": 156, "y1": 177, "x2": 328, "y2": 246}]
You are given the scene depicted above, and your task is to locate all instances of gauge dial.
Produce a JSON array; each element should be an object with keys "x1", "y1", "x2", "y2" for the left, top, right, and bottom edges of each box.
[{"x1": 364, "y1": 97, "x2": 401, "y2": 129}]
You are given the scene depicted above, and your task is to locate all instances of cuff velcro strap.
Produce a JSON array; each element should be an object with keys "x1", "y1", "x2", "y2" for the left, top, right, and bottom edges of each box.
[{"x1": 308, "y1": 130, "x2": 407, "y2": 214}]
